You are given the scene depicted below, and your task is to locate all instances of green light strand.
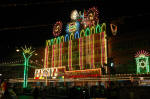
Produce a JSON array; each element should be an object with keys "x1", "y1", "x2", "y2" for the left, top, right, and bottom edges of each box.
[
  {"x1": 96, "y1": 24, "x2": 101, "y2": 33},
  {"x1": 85, "y1": 27, "x2": 90, "y2": 36},
  {"x1": 135, "y1": 56, "x2": 149, "y2": 74},
  {"x1": 22, "y1": 48, "x2": 33, "y2": 88}
]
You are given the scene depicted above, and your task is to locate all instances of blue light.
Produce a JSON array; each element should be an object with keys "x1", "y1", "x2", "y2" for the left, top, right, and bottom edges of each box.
[
  {"x1": 66, "y1": 21, "x2": 80, "y2": 34},
  {"x1": 74, "y1": 31, "x2": 80, "y2": 39},
  {"x1": 65, "y1": 34, "x2": 69, "y2": 42},
  {"x1": 66, "y1": 24, "x2": 69, "y2": 33},
  {"x1": 76, "y1": 21, "x2": 80, "y2": 31}
]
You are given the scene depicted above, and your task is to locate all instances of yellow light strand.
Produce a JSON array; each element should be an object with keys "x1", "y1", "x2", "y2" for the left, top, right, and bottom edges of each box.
[
  {"x1": 90, "y1": 26, "x2": 95, "y2": 34},
  {"x1": 68, "y1": 40, "x2": 72, "y2": 70},
  {"x1": 104, "y1": 31, "x2": 107, "y2": 64},
  {"x1": 93, "y1": 34, "x2": 95, "y2": 68},
  {"x1": 61, "y1": 36, "x2": 64, "y2": 42},
  {"x1": 89, "y1": 35, "x2": 91, "y2": 69}
]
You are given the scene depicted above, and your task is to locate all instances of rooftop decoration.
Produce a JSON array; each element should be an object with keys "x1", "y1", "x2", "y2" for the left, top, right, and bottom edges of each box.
[
  {"x1": 53, "y1": 21, "x2": 63, "y2": 37},
  {"x1": 135, "y1": 50, "x2": 150, "y2": 58},
  {"x1": 71, "y1": 10, "x2": 79, "y2": 20},
  {"x1": 135, "y1": 50, "x2": 150, "y2": 74}
]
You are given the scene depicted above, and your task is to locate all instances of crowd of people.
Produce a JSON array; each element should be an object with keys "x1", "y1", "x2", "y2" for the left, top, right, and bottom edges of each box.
[
  {"x1": 0, "y1": 79, "x2": 147, "y2": 99},
  {"x1": 0, "y1": 79, "x2": 17, "y2": 99}
]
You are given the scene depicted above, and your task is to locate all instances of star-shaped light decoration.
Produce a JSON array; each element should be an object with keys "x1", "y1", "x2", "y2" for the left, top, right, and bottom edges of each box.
[{"x1": 22, "y1": 46, "x2": 35, "y2": 55}]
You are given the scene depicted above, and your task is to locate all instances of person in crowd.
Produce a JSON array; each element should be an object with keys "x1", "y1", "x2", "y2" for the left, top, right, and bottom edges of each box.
[
  {"x1": 41, "y1": 88, "x2": 46, "y2": 99},
  {"x1": 32, "y1": 87, "x2": 39, "y2": 99}
]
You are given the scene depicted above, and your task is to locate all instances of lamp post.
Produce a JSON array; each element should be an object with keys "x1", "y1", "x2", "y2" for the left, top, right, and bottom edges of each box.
[{"x1": 21, "y1": 46, "x2": 35, "y2": 88}]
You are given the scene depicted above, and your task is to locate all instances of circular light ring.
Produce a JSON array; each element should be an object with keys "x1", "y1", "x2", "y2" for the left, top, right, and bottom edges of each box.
[
  {"x1": 87, "y1": 7, "x2": 99, "y2": 22},
  {"x1": 53, "y1": 21, "x2": 63, "y2": 37}
]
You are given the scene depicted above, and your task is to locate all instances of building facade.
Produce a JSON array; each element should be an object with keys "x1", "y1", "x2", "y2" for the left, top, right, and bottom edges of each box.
[{"x1": 44, "y1": 23, "x2": 107, "y2": 71}]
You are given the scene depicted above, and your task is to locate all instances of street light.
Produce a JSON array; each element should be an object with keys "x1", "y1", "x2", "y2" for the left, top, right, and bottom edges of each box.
[
  {"x1": 16, "y1": 49, "x2": 20, "y2": 52},
  {"x1": 35, "y1": 53, "x2": 38, "y2": 56}
]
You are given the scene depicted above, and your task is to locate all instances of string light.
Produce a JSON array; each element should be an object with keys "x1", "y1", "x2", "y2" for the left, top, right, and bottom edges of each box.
[
  {"x1": 52, "y1": 45, "x2": 55, "y2": 67},
  {"x1": 91, "y1": 35, "x2": 95, "y2": 69},
  {"x1": 65, "y1": 34, "x2": 69, "y2": 42},
  {"x1": 68, "y1": 40, "x2": 72, "y2": 70},
  {"x1": 79, "y1": 37, "x2": 83, "y2": 70},
  {"x1": 59, "y1": 43, "x2": 62, "y2": 67},
  {"x1": 65, "y1": 68, "x2": 101, "y2": 78},
  {"x1": 96, "y1": 24, "x2": 101, "y2": 33},
  {"x1": 43, "y1": 7, "x2": 108, "y2": 79},
  {"x1": 57, "y1": 37, "x2": 61, "y2": 44},
  {"x1": 74, "y1": 31, "x2": 80, "y2": 39},
  {"x1": 50, "y1": 24, "x2": 105, "y2": 45},
  {"x1": 90, "y1": 26, "x2": 95, "y2": 34},
  {"x1": 61, "y1": 36, "x2": 64, "y2": 42},
  {"x1": 22, "y1": 46, "x2": 35, "y2": 88},
  {"x1": 44, "y1": 46, "x2": 49, "y2": 68},
  {"x1": 85, "y1": 27, "x2": 91, "y2": 36}
]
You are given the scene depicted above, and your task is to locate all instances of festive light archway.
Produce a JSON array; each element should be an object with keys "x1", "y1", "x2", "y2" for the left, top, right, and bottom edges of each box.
[
  {"x1": 51, "y1": 39, "x2": 54, "y2": 45},
  {"x1": 65, "y1": 34, "x2": 70, "y2": 42},
  {"x1": 46, "y1": 40, "x2": 51, "y2": 46},
  {"x1": 85, "y1": 27, "x2": 91, "y2": 36},
  {"x1": 80, "y1": 29, "x2": 85, "y2": 37},
  {"x1": 70, "y1": 33, "x2": 74, "y2": 40},
  {"x1": 90, "y1": 26, "x2": 95, "y2": 34},
  {"x1": 74, "y1": 31, "x2": 80, "y2": 39},
  {"x1": 96, "y1": 24, "x2": 101, "y2": 33},
  {"x1": 57, "y1": 37, "x2": 61, "y2": 44},
  {"x1": 61, "y1": 36, "x2": 64, "y2": 42}
]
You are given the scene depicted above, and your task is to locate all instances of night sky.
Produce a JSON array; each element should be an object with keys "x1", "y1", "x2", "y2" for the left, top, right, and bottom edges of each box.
[{"x1": 0, "y1": 0, "x2": 149, "y2": 58}]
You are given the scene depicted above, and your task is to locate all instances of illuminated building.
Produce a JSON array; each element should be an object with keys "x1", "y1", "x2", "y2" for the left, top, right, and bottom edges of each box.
[
  {"x1": 45, "y1": 23, "x2": 107, "y2": 70},
  {"x1": 34, "y1": 7, "x2": 108, "y2": 81}
]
